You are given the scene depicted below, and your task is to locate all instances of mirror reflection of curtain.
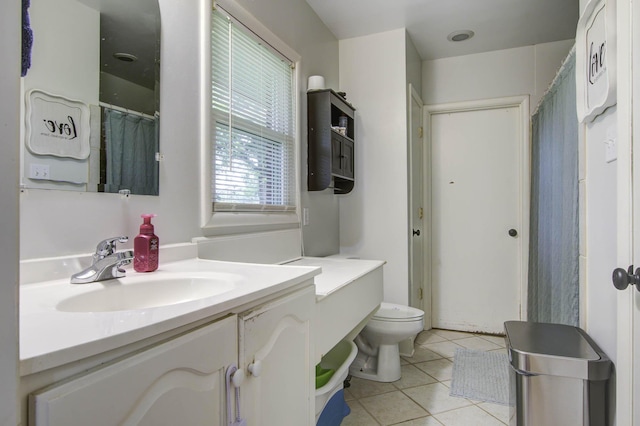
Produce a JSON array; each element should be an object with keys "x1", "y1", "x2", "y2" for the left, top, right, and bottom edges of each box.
[
  {"x1": 528, "y1": 47, "x2": 579, "y2": 326},
  {"x1": 103, "y1": 108, "x2": 159, "y2": 196}
]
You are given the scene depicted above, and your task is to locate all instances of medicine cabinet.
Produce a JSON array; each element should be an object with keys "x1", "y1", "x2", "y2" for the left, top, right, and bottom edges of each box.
[{"x1": 307, "y1": 89, "x2": 355, "y2": 194}]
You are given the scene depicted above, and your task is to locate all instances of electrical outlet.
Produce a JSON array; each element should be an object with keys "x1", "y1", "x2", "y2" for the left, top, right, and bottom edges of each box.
[{"x1": 29, "y1": 164, "x2": 50, "y2": 180}]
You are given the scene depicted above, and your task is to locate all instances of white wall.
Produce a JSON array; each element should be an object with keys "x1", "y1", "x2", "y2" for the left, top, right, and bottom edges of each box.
[
  {"x1": 422, "y1": 40, "x2": 575, "y2": 108},
  {"x1": 100, "y1": 72, "x2": 156, "y2": 115},
  {"x1": 20, "y1": 0, "x2": 338, "y2": 261},
  {"x1": 21, "y1": 0, "x2": 99, "y2": 192},
  {"x1": 24, "y1": 0, "x2": 99, "y2": 103},
  {"x1": 584, "y1": 108, "x2": 618, "y2": 361},
  {"x1": 232, "y1": 0, "x2": 341, "y2": 258},
  {"x1": 406, "y1": 34, "x2": 422, "y2": 96},
  {"x1": 578, "y1": 0, "x2": 619, "y2": 417},
  {"x1": 569, "y1": 6, "x2": 621, "y2": 423},
  {"x1": 0, "y1": 0, "x2": 20, "y2": 424},
  {"x1": 339, "y1": 29, "x2": 411, "y2": 304}
]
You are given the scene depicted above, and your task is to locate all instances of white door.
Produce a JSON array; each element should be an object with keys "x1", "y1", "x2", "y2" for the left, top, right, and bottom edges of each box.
[
  {"x1": 427, "y1": 97, "x2": 528, "y2": 334},
  {"x1": 409, "y1": 85, "x2": 425, "y2": 312},
  {"x1": 239, "y1": 286, "x2": 315, "y2": 426}
]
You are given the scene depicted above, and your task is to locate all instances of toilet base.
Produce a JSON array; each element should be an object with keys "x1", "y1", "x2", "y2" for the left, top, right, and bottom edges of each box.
[
  {"x1": 349, "y1": 344, "x2": 402, "y2": 382},
  {"x1": 398, "y1": 337, "x2": 416, "y2": 357}
]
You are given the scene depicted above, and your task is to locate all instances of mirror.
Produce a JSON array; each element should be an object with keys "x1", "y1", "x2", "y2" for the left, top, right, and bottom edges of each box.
[{"x1": 21, "y1": 0, "x2": 161, "y2": 196}]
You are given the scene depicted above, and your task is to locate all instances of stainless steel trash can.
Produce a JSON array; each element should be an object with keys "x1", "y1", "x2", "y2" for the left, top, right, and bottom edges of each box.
[{"x1": 504, "y1": 321, "x2": 611, "y2": 426}]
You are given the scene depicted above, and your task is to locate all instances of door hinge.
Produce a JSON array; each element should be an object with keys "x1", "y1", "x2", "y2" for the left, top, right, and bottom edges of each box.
[
  {"x1": 418, "y1": 127, "x2": 423, "y2": 138},
  {"x1": 418, "y1": 207, "x2": 423, "y2": 219},
  {"x1": 418, "y1": 288, "x2": 423, "y2": 300}
]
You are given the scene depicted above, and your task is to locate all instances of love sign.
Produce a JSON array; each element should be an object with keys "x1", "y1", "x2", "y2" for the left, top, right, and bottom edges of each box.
[
  {"x1": 25, "y1": 90, "x2": 90, "y2": 159},
  {"x1": 576, "y1": 0, "x2": 617, "y2": 122}
]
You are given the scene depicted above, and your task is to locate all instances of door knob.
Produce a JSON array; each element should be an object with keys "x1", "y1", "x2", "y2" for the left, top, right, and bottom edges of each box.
[
  {"x1": 248, "y1": 360, "x2": 262, "y2": 377},
  {"x1": 413, "y1": 229, "x2": 421, "y2": 236},
  {"x1": 508, "y1": 229, "x2": 518, "y2": 237},
  {"x1": 612, "y1": 265, "x2": 640, "y2": 291}
]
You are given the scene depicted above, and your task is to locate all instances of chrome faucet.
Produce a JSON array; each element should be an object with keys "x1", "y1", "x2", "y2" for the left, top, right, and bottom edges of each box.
[{"x1": 70, "y1": 237, "x2": 134, "y2": 284}]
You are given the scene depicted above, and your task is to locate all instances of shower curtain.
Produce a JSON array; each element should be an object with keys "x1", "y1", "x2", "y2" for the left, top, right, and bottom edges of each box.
[
  {"x1": 103, "y1": 108, "x2": 159, "y2": 196},
  {"x1": 528, "y1": 48, "x2": 579, "y2": 326}
]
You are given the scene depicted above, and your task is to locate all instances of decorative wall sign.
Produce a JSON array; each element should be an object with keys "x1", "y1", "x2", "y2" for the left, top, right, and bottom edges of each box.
[
  {"x1": 25, "y1": 90, "x2": 90, "y2": 159},
  {"x1": 576, "y1": 0, "x2": 617, "y2": 122}
]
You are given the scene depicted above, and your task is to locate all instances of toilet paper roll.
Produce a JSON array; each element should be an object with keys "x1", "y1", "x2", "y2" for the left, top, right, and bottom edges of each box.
[{"x1": 308, "y1": 75, "x2": 325, "y2": 91}]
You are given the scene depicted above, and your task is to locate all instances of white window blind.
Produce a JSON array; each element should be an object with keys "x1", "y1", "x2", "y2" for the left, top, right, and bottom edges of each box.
[{"x1": 211, "y1": 9, "x2": 296, "y2": 212}]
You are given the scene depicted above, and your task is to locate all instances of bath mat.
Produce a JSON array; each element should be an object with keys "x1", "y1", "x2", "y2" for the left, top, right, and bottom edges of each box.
[{"x1": 450, "y1": 348, "x2": 510, "y2": 405}]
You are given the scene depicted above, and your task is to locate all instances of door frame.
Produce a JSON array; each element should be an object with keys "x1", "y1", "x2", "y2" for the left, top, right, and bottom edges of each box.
[
  {"x1": 408, "y1": 83, "x2": 425, "y2": 313},
  {"x1": 615, "y1": 0, "x2": 634, "y2": 423},
  {"x1": 423, "y1": 96, "x2": 530, "y2": 328}
]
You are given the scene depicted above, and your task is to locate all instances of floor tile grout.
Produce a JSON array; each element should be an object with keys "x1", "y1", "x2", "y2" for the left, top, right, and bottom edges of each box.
[{"x1": 342, "y1": 328, "x2": 509, "y2": 426}]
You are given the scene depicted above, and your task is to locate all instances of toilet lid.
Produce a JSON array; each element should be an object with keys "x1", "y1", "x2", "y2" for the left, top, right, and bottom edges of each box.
[{"x1": 373, "y1": 302, "x2": 424, "y2": 321}]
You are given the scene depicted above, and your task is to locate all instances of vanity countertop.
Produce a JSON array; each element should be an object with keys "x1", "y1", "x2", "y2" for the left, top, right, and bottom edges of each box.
[
  {"x1": 20, "y1": 258, "x2": 320, "y2": 376},
  {"x1": 285, "y1": 256, "x2": 385, "y2": 300},
  {"x1": 286, "y1": 256, "x2": 385, "y2": 361}
]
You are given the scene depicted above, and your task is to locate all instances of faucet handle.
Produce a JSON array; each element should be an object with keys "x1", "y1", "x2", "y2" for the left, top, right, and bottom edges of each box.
[
  {"x1": 94, "y1": 236, "x2": 129, "y2": 260},
  {"x1": 113, "y1": 250, "x2": 134, "y2": 278}
]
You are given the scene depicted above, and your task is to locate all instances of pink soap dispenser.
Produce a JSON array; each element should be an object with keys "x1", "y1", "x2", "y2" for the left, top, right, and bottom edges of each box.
[{"x1": 134, "y1": 214, "x2": 159, "y2": 272}]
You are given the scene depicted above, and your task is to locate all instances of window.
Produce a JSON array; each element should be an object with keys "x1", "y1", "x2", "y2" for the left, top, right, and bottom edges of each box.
[{"x1": 211, "y1": 9, "x2": 296, "y2": 214}]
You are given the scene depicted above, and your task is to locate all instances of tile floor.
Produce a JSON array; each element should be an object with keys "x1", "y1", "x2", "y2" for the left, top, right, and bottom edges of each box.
[{"x1": 341, "y1": 329, "x2": 510, "y2": 426}]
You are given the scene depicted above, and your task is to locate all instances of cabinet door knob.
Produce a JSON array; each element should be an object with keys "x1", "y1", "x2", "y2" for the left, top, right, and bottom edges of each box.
[
  {"x1": 231, "y1": 368, "x2": 245, "y2": 387},
  {"x1": 248, "y1": 360, "x2": 262, "y2": 377}
]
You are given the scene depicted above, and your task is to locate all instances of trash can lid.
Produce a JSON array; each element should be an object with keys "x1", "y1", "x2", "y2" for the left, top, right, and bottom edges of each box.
[{"x1": 504, "y1": 321, "x2": 611, "y2": 380}]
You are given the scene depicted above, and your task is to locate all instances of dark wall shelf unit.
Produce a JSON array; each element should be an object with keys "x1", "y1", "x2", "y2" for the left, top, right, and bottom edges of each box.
[{"x1": 307, "y1": 89, "x2": 355, "y2": 194}]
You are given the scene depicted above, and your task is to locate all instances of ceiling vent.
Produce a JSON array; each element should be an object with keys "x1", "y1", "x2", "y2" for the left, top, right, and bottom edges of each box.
[{"x1": 447, "y1": 30, "x2": 475, "y2": 42}]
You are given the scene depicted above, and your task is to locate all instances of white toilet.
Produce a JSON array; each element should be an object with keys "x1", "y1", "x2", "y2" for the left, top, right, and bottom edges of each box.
[{"x1": 350, "y1": 302, "x2": 424, "y2": 382}]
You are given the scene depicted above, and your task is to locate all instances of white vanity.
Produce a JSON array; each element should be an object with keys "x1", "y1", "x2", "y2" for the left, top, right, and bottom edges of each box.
[
  {"x1": 20, "y1": 254, "x2": 319, "y2": 426},
  {"x1": 19, "y1": 248, "x2": 384, "y2": 426}
]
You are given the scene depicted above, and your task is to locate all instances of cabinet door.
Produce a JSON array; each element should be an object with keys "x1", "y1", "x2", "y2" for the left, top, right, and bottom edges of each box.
[
  {"x1": 239, "y1": 286, "x2": 315, "y2": 426},
  {"x1": 341, "y1": 139, "x2": 354, "y2": 179},
  {"x1": 331, "y1": 132, "x2": 343, "y2": 176},
  {"x1": 30, "y1": 316, "x2": 238, "y2": 426}
]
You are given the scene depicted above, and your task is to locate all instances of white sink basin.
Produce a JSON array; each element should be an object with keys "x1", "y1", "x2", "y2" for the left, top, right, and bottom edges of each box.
[
  {"x1": 21, "y1": 257, "x2": 321, "y2": 375},
  {"x1": 56, "y1": 273, "x2": 241, "y2": 312}
]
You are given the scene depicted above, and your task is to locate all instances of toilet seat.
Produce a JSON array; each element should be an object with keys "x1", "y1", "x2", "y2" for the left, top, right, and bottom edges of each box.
[{"x1": 373, "y1": 302, "x2": 423, "y2": 322}]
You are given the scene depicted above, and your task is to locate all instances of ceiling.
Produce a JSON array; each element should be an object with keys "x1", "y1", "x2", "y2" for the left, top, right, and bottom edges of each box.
[
  {"x1": 77, "y1": 0, "x2": 579, "y2": 89},
  {"x1": 304, "y1": 0, "x2": 580, "y2": 60},
  {"x1": 99, "y1": 1, "x2": 160, "y2": 90},
  {"x1": 78, "y1": 0, "x2": 160, "y2": 90}
]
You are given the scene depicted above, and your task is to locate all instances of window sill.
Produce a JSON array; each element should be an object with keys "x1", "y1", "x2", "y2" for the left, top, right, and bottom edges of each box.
[{"x1": 201, "y1": 211, "x2": 300, "y2": 237}]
